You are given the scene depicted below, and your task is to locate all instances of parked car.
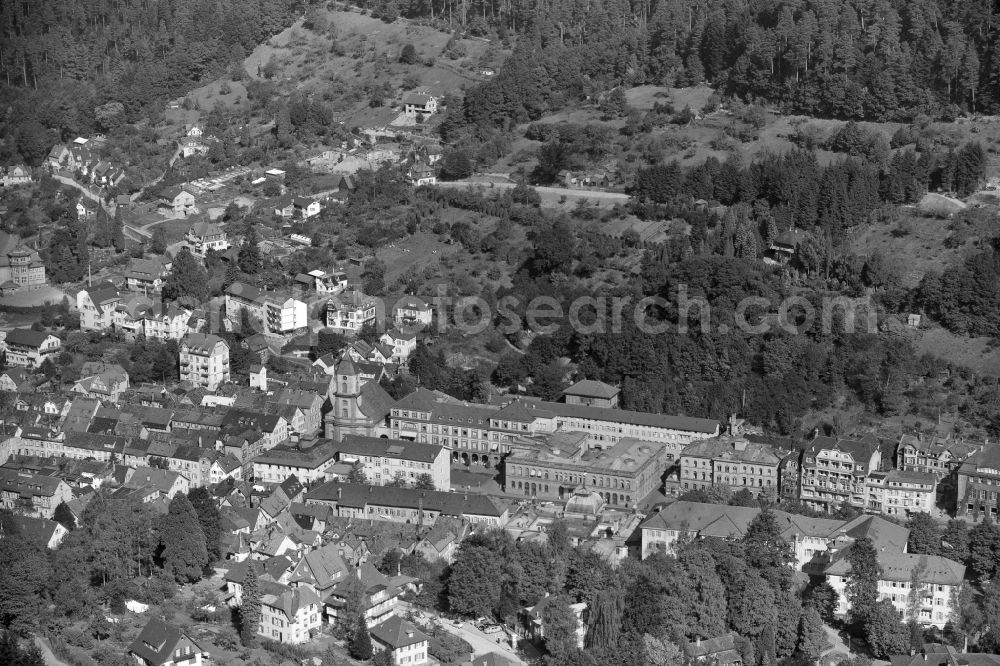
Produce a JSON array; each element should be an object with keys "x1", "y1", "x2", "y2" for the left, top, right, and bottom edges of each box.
[
  {"x1": 481, "y1": 624, "x2": 503, "y2": 635},
  {"x1": 451, "y1": 619, "x2": 464, "y2": 628}
]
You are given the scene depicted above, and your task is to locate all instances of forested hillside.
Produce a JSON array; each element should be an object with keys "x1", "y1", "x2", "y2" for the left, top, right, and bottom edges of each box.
[
  {"x1": 0, "y1": 0, "x2": 299, "y2": 159},
  {"x1": 410, "y1": 0, "x2": 1000, "y2": 130}
]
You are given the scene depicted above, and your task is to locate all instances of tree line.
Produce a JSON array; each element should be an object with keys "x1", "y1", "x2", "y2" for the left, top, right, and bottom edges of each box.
[{"x1": 433, "y1": 0, "x2": 1000, "y2": 133}]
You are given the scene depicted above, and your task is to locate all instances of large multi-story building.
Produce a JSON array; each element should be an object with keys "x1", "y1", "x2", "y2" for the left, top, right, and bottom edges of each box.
[
  {"x1": 388, "y1": 388, "x2": 719, "y2": 469},
  {"x1": 799, "y1": 436, "x2": 884, "y2": 512},
  {"x1": 825, "y1": 548, "x2": 963, "y2": 629},
  {"x1": 679, "y1": 433, "x2": 781, "y2": 495},
  {"x1": 3, "y1": 328, "x2": 61, "y2": 369},
  {"x1": 179, "y1": 333, "x2": 230, "y2": 390},
  {"x1": 333, "y1": 435, "x2": 450, "y2": 491},
  {"x1": 251, "y1": 439, "x2": 339, "y2": 485},
  {"x1": 225, "y1": 282, "x2": 307, "y2": 334},
  {"x1": 956, "y1": 445, "x2": 1000, "y2": 521},
  {"x1": 0, "y1": 468, "x2": 73, "y2": 518},
  {"x1": 326, "y1": 291, "x2": 378, "y2": 335},
  {"x1": 304, "y1": 481, "x2": 509, "y2": 527},
  {"x1": 897, "y1": 434, "x2": 981, "y2": 479},
  {"x1": 866, "y1": 469, "x2": 937, "y2": 517},
  {"x1": 504, "y1": 433, "x2": 671, "y2": 508},
  {"x1": 0, "y1": 232, "x2": 46, "y2": 288}
]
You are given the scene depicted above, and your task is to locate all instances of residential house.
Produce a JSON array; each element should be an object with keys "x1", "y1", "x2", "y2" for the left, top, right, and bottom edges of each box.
[
  {"x1": 767, "y1": 228, "x2": 810, "y2": 264},
  {"x1": 0, "y1": 514, "x2": 68, "y2": 549},
  {"x1": 422, "y1": 145, "x2": 443, "y2": 165},
  {"x1": 123, "y1": 466, "x2": 190, "y2": 500},
  {"x1": 327, "y1": 561, "x2": 404, "y2": 627},
  {"x1": 956, "y1": 445, "x2": 1000, "y2": 520},
  {"x1": 402, "y1": 92, "x2": 438, "y2": 117},
  {"x1": 561, "y1": 380, "x2": 619, "y2": 408},
  {"x1": 800, "y1": 436, "x2": 884, "y2": 512},
  {"x1": 72, "y1": 362, "x2": 130, "y2": 402},
  {"x1": 521, "y1": 597, "x2": 587, "y2": 649},
  {"x1": 3, "y1": 328, "x2": 61, "y2": 369},
  {"x1": 897, "y1": 434, "x2": 981, "y2": 480},
  {"x1": 687, "y1": 635, "x2": 744, "y2": 666},
  {"x1": 269, "y1": 389, "x2": 324, "y2": 438},
  {"x1": 287, "y1": 542, "x2": 350, "y2": 601},
  {"x1": 392, "y1": 295, "x2": 432, "y2": 328},
  {"x1": 179, "y1": 333, "x2": 231, "y2": 390},
  {"x1": 125, "y1": 256, "x2": 172, "y2": 294},
  {"x1": 142, "y1": 302, "x2": 193, "y2": 341},
  {"x1": 77, "y1": 282, "x2": 122, "y2": 331},
  {"x1": 326, "y1": 291, "x2": 378, "y2": 335},
  {"x1": 379, "y1": 329, "x2": 416, "y2": 362},
  {"x1": 0, "y1": 468, "x2": 73, "y2": 518},
  {"x1": 259, "y1": 584, "x2": 323, "y2": 644},
  {"x1": 127, "y1": 617, "x2": 210, "y2": 666},
  {"x1": 0, "y1": 367, "x2": 34, "y2": 392},
  {"x1": 369, "y1": 616, "x2": 429, "y2": 666},
  {"x1": 866, "y1": 469, "x2": 937, "y2": 517},
  {"x1": 294, "y1": 197, "x2": 322, "y2": 219},
  {"x1": 185, "y1": 221, "x2": 229, "y2": 256},
  {"x1": 295, "y1": 269, "x2": 348, "y2": 295},
  {"x1": 889, "y1": 644, "x2": 1000, "y2": 666},
  {"x1": 157, "y1": 186, "x2": 197, "y2": 216},
  {"x1": 406, "y1": 163, "x2": 436, "y2": 186},
  {"x1": 0, "y1": 165, "x2": 32, "y2": 187}
]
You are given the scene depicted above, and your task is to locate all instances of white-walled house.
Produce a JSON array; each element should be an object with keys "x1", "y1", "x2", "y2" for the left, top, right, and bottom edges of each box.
[
  {"x1": 369, "y1": 616, "x2": 429, "y2": 666},
  {"x1": 824, "y1": 550, "x2": 964, "y2": 629}
]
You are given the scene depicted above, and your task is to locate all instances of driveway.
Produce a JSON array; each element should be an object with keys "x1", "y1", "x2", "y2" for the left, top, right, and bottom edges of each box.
[{"x1": 398, "y1": 602, "x2": 525, "y2": 664}]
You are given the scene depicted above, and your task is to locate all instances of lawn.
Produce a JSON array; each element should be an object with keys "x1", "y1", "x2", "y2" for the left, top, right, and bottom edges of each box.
[{"x1": 377, "y1": 230, "x2": 454, "y2": 283}]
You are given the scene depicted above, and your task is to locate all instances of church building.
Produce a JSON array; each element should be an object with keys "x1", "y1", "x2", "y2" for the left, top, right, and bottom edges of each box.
[{"x1": 323, "y1": 354, "x2": 395, "y2": 441}]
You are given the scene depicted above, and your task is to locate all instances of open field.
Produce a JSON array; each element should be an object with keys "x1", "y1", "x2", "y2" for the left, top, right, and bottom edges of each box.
[
  {"x1": 915, "y1": 325, "x2": 1000, "y2": 376},
  {"x1": 242, "y1": 9, "x2": 499, "y2": 107},
  {"x1": 376, "y1": 231, "x2": 455, "y2": 283},
  {"x1": 847, "y1": 211, "x2": 964, "y2": 288},
  {"x1": 0, "y1": 286, "x2": 71, "y2": 309}
]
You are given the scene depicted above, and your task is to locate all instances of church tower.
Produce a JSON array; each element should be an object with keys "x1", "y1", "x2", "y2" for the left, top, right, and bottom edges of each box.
[{"x1": 325, "y1": 354, "x2": 366, "y2": 440}]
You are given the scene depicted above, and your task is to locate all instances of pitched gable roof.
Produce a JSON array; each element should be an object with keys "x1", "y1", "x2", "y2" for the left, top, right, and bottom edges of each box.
[{"x1": 128, "y1": 618, "x2": 204, "y2": 666}]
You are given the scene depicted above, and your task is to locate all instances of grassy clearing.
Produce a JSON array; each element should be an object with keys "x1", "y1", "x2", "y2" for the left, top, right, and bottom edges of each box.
[
  {"x1": 243, "y1": 10, "x2": 498, "y2": 105},
  {"x1": 847, "y1": 211, "x2": 964, "y2": 288},
  {"x1": 915, "y1": 325, "x2": 1000, "y2": 375},
  {"x1": 377, "y1": 230, "x2": 454, "y2": 283}
]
